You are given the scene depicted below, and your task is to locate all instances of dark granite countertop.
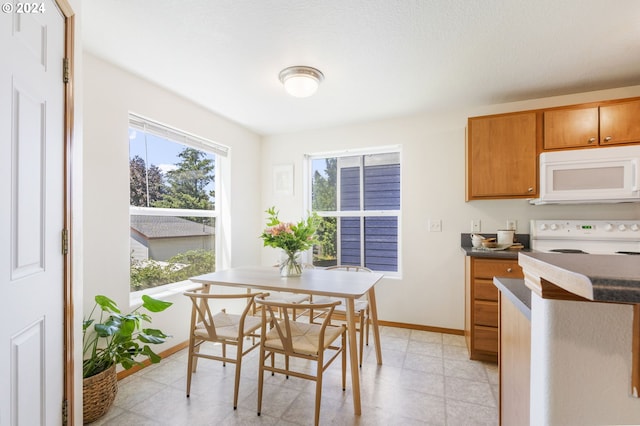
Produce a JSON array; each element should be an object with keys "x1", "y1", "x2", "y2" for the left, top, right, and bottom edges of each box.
[
  {"x1": 460, "y1": 246, "x2": 534, "y2": 259},
  {"x1": 461, "y1": 233, "x2": 532, "y2": 259},
  {"x1": 518, "y1": 252, "x2": 640, "y2": 304},
  {"x1": 493, "y1": 277, "x2": 531, "y2": 320}
]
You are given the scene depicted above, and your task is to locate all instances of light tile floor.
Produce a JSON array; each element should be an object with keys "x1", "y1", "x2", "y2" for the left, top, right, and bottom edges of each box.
[{"x1": 91, "y1": 326, "x2": 498, "y2": 425}]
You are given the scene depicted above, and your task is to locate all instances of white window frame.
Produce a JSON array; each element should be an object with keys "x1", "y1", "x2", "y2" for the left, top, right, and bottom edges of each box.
[
  {"x1": 304, "y1": 145, "x2": 402, "y2": 276},
  {"x1": 128, "y1": 113, "x2": 229, "y2": 300}
]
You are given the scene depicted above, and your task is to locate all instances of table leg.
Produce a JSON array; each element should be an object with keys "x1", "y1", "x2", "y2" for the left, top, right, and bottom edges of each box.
[
  {"x1": 367, "y1": 287, "x2": 383, "y2": 365},
  {"x1": 345, "y1": 298, "x2": 361, "y2": 415}
]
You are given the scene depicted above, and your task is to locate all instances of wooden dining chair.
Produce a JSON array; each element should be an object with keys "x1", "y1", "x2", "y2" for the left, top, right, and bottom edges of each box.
[
  {"x1": 255, "y1": 296, "x2": 346, "y2": 426},
  {"x1": 310, "y1": 265, "x2": 372, "y2": 367},
  {"x1": 183, "y1": 288, "x2": 267, "y2": 409}
]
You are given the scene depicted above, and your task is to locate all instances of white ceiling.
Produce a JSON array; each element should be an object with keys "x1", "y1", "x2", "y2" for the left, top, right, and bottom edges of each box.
[{"x1": 83, "y1": 0, "x2": 640, "y2": 136}]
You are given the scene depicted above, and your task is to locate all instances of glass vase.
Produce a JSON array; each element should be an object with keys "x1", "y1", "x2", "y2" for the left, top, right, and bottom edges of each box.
[{"x1": 280, "y1": 251, "x2": 303, "y2": 277}]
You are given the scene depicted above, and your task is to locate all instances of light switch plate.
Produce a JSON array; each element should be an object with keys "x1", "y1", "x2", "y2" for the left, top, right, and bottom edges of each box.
[
  {"x1": 471, "y1": 219, "x2": 481, "y2": 232},
  {"x1": 428, "y1": 219, "x2": 442, "y2": 232},
  {"x1": 506, "y1": 219, "x2": 517, "y2": 231}
]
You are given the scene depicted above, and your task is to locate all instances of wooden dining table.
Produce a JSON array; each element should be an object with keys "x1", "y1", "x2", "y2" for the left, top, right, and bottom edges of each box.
[{"x1": 190, "y1": 266, "x2": 384, "y2": 415}]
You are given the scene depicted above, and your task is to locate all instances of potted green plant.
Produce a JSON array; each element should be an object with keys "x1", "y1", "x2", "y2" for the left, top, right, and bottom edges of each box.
[{"x1": 82, "y1": 294, "x2": 172, "y2": 423}]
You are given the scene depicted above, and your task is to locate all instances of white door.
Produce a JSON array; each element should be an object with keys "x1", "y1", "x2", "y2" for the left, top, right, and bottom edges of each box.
[{"x1": 0, "y1": 1, "x2": 66, "y2": 424}]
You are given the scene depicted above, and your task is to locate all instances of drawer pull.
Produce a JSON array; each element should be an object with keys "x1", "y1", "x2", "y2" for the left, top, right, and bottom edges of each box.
[{"x1": 506, "y1": 268, "x2": 512, "y2": 273}]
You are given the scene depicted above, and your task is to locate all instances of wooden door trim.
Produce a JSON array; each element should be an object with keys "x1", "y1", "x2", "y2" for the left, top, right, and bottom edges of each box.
[{"x1": 56, "y1": 0, "x2": 75, "y2": 424}]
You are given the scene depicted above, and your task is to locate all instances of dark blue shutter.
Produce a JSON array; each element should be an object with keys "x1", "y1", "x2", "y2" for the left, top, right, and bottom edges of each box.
[
  {"x1": 338, "y1": 161, "x2": 399, "y2": 271},
  {"x1": 364, "y1": 164, "x2": 400, "y2": 210},
  {"x1": 340, "y1": 167, "x2": 360, "y2": 211},
  {"x1": 364, "y1": 217, "x2": 398, "y2": 271},
  {"x1": 340, "y1": 217, "x2": 361, "y2": 265}
]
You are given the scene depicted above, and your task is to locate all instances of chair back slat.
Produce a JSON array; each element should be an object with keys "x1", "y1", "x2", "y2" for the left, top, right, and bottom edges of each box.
[
  {"x1": 186, "y1": 292, "x2": 219, "y2": 340},
  {"x1": 257, "y1": 297, "x2": 340, "y2": 356},
  {"x1": 184, "y1": 289, "x2": 267, "y2": 341}
]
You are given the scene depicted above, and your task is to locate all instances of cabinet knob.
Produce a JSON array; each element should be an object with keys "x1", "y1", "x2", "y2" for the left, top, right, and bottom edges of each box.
[
  {"x1": 527, "y1": 187, "x2": 534, "y2": 192},
  {"x1": 603, "y1": 136, "x2": 612, "y2": 142},
  {"x1": 588, "y1": 137, "x2": 596, "y2": 144},
  {"x1": 507, "y1": 268, "x2": 513, "y2": 273}
]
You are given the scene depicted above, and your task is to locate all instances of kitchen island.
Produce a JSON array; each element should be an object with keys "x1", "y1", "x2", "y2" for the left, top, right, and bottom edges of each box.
[
  {"x1": 493, "y1": 277, "x2": 531, "y2": 426},
  {"x1": 513, "y1": 252, "x2": 640, "y2": 425}
]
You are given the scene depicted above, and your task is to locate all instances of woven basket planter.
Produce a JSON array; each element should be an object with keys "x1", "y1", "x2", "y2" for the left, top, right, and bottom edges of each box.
[{"x1": 83, "y1": 364, "x2": 118, "y2": 424}]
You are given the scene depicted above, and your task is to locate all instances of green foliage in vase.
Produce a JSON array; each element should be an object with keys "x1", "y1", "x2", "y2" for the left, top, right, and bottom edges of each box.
[{"x1": 259, "y1": 207, "x2": 319, "y2": 255}]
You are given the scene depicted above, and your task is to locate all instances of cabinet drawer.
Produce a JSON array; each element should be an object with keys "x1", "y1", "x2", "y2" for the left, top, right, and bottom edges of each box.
[
  {"x1": 474, "y1": 259, "x2": 523, "y2": 279},
  {"x1": 474, "y1": 325, "x2": 498, "y2": 353},
  {"x1": 474, "y1": 279, "x2": 498, "y2": 301},
  {"x1": 475, "y1": 300, "x2": 498, "y2": 327}
]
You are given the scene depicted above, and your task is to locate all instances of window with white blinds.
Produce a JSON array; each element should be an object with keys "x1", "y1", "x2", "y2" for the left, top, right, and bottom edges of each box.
[{"x1": 128, "y1": 113, "x2": 227, "y2": 293}]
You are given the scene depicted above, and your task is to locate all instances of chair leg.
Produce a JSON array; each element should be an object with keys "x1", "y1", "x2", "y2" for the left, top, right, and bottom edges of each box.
[
  {"x1": 365, "y1": 308, "x2": 370, "y2": 346},
  {"x1": 358, "y1": 311, "x2": 365, "y2": 368},
  {"x1": 192, "y1": 339, "x2": 201, "y2": 372},
  {"x1": 222, "y1": 342, "x2": 227, "y2": 366},
  {"x1": 314, "y1": 356, "x2": 323, "y2": 426},
  {"x1": 186, "y1": 338, "x2": 195, "y2": 397},
  {"x1": 285, "y1": 355, "x2": 289, "y2": 379},
  {"x1": 257, "y1": 347, "x2": 266, "y2": 416},
  {"x1": 342, "y1": 330, "x2": 347, "y2": 391},
  {"x1": 233, "y1": 340, "x2": 244, "y2": 409}
]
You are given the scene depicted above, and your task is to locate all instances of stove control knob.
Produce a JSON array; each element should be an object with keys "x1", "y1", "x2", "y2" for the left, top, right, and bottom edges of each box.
[
  {"x1": 618, "y1": 224, "x2": 627, "y2": 231},
  {"x1": 604, "y1": 223, "x2": 614, "y2": 231},
  {"x1": 550, "y1": 223, "x2": 558, "y2": 230},
  {"x1": 630, "y1": 224, "x2": 639, "y2": 232},
  {"x1": 539, "y1": 223, "x2": 548, "y2": 231}
]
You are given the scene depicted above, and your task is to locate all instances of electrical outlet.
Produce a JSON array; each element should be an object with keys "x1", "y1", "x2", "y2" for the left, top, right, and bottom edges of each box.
[
  {"x1": 506, "y1": 219, "x2": 517, "y2": 231},
  {"x1": 471, "y1": 219, "x2": 481, "y2": 233},
  {"x1": 428, "y1": 219, "x2": 442, "y2": 232}
]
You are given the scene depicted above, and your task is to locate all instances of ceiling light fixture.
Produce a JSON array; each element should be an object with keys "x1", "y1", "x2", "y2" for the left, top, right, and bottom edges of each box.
[{"x1": 278, "y1": 66, "x2": 324, "y2": 98}]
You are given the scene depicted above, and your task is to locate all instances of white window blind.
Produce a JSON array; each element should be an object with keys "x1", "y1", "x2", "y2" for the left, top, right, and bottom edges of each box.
[{"x1": 129, "y1": 113, "x2": 229, "y2": 157}]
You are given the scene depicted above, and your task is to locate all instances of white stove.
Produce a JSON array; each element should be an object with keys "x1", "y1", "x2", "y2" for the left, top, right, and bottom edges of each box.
[{"x1": 530, "y1": 219, "x2": 640, "y2": 255}]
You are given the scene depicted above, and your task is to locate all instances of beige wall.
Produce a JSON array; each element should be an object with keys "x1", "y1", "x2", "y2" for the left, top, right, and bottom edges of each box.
[
  {"x1": 82, "y1": 52, "x2": 263, "y2": 360},
  {"x1": 261, "y1": 85, "x2": 640, "y2": 330},
  {"x1": 83, "y1": 48, "x2": 640, "y2": 340}
]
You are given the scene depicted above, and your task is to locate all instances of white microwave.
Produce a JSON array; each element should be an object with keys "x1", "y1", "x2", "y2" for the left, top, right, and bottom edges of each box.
[{"x1": 532, "y1": 145, "x2": 640, "y2": 204}]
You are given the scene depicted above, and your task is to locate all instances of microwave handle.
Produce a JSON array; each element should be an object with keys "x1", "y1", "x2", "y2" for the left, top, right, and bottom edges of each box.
[{"x1": 634, "y1": 159, "x2": 640, "y2": 191}]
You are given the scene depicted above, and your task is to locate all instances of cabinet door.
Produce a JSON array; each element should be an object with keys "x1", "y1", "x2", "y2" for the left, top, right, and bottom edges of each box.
[
  {"x1": 543, "y1": 106, "x2": 599, "y2": 149},
  {"x1": 600, "y1": 99, "x2": 640, "y2": 145},
  {"x1": 467, "y1": 112, "x2": 537, "y2": 199}
]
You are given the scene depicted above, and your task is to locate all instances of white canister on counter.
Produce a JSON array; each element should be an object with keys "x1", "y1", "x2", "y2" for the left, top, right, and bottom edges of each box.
[
  {"x1": 471, "y1": 234, "x2": 485, "y2": 248},
  {"x1": 497, "y1": 229, "x2": 515, "y2": 245}
]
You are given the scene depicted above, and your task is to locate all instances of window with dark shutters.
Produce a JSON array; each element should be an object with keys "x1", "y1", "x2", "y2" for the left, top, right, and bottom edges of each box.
[{"x1": 309, "y1": 149, "x2": 401, "y2": 273}]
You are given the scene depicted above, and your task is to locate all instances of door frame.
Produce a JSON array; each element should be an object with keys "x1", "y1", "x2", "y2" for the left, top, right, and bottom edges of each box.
[{"x1": 56, "y1": 0, "x2": 75, "y2": 424}]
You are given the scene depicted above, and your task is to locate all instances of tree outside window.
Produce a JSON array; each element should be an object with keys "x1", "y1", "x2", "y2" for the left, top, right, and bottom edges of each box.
[{"x1": 128, "y1": 116, "x2": 224, "y2": 292}]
